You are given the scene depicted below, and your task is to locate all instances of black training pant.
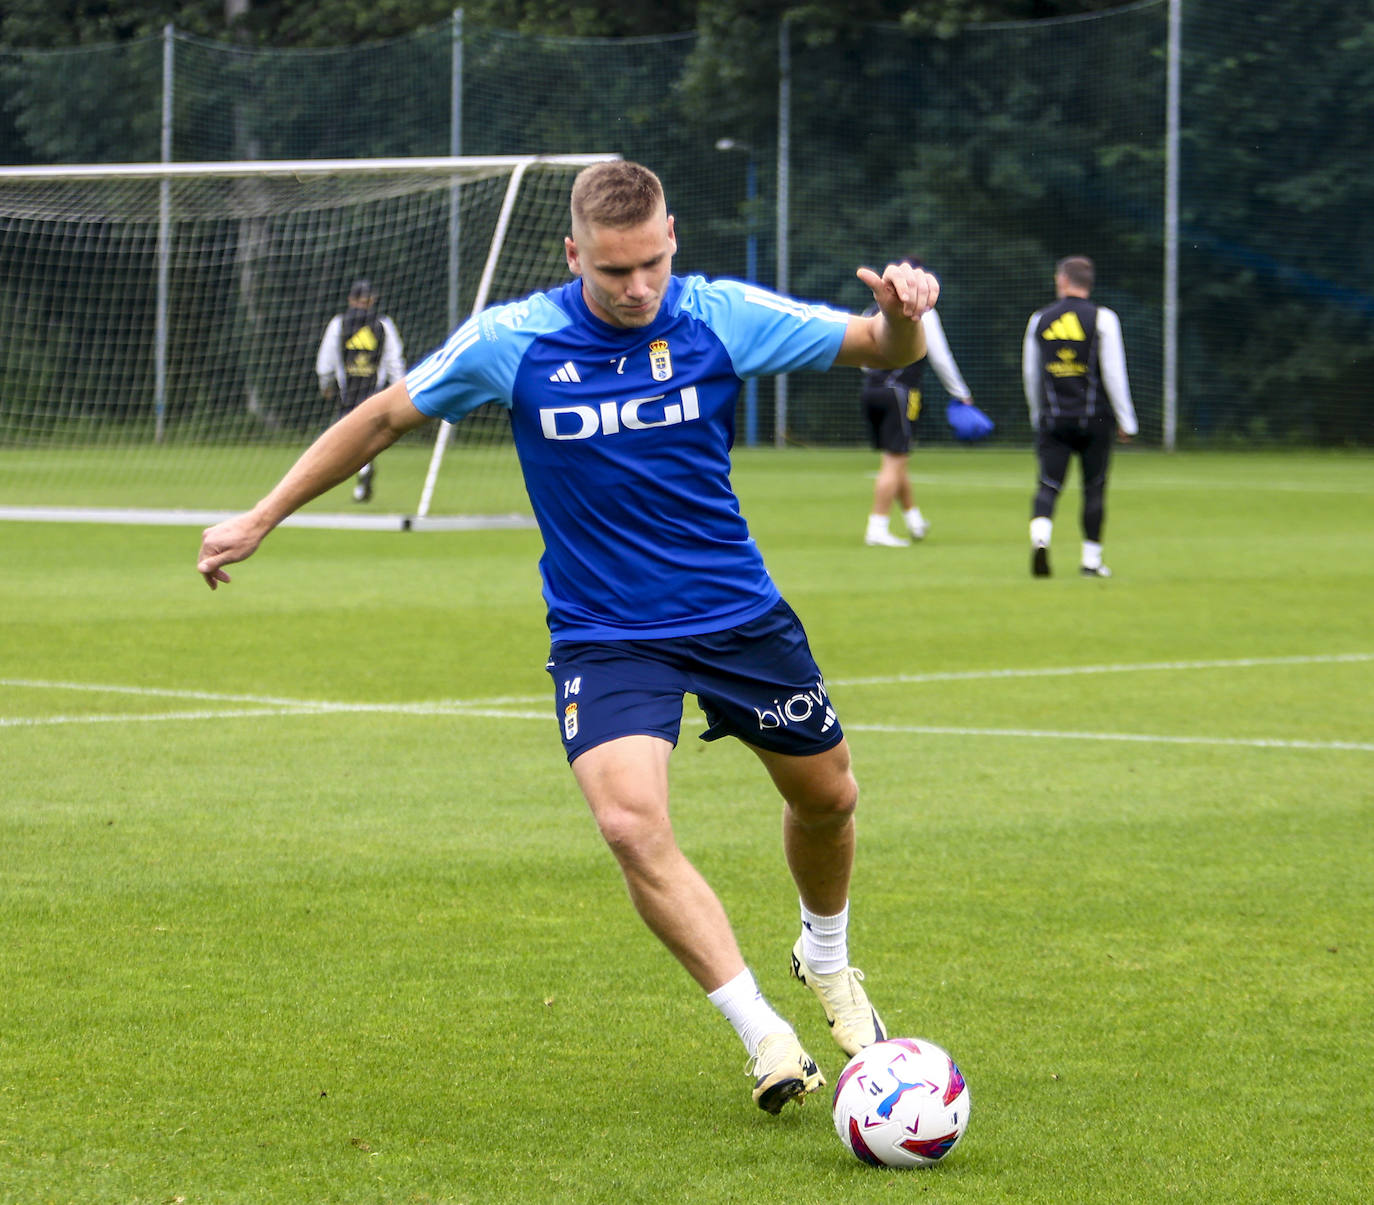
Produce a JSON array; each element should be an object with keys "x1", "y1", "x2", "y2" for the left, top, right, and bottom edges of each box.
[{"x1": 1032, "y1": 414, "x2": 1115, "y2": 542}]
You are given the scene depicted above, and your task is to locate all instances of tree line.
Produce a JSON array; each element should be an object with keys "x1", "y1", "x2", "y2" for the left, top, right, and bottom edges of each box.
[{"x1": 2, "y1": 3, "x2": 1123, "y2": 49}]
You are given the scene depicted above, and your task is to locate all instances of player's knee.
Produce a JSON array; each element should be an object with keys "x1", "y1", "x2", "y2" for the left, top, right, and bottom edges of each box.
[
  {"x1": 789, "y1": 766, "x2": 858, "y2": 830},
  {"x1": 830, "y1": 774, "x2": 860, "y2": 824},
  {"x1": 592, "y1": 799, "x2": 673, "y2": 868}
]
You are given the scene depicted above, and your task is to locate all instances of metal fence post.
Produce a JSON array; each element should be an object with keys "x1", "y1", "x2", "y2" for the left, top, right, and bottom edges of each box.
[
  {"x1": 448, "y1": 8, "x2": 464, "y2": 332},
  {"x1": 774, "y1": 15, "x2": 792, "y2": 448},
  {"x1": 154, "y1": 23, "x2": 174, "y2": 443},
  {"x1": 1163, "y1": 0, "x2": 1181, "y2": 450}
]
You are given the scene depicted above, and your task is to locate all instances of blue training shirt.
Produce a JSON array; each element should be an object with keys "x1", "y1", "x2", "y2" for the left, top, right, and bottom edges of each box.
[{"x1": 406, "y1": 274, "x2": 850, "y2": 642}]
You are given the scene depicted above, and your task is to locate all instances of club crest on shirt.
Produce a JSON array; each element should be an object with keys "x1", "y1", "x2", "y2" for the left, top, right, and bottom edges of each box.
[{"x1": 648, "y1": 339, "x2": 673, "y2": 382}]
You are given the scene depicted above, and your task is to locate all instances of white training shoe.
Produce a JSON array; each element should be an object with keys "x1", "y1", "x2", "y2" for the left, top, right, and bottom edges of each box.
[
  {"x1": 748, "y1": 1031, "x2": 825, "y2": 1114},
  {"x1": 791, "y1": 940, "x2": 887, "y2": 1057},
  {"x1": 905, "y1": 516, "x2": 930, "y2": 541},
  {"x1": 864, "y1": 529, "x2": 910, "y2": 548}
]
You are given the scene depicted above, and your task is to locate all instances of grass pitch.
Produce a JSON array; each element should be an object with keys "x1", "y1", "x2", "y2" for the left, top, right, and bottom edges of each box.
[{"x1": 1, "y1": 447, "x2": 1370, "y2": 1203}]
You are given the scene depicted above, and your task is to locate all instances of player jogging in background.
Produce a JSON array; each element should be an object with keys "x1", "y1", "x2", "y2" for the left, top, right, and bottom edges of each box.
[
  {"x1": 315, "y1": 279, "x2": 406, "y2": 502},
  {"x1": 860, "y1": 258, "x2": 974, "y2": 547},
  {"x1": 199, "y1": 161, "x2": 941, "y2": 1115},
  {"x1": 1023, "y1": 255, "x2": 1137, "y2": 577}
]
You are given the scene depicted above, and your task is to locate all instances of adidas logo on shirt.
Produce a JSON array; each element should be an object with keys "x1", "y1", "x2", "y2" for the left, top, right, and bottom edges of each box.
[
  {"x1": 549, "y1": 361, "x2": 582, "y2": 383},
  {"x1": 1042, "y1": 313, "x2": 1087, "y2": 342}
]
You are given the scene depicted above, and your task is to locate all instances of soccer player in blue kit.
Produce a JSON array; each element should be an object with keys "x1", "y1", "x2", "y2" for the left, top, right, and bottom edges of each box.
[{"x1": 197, "y1": 161, "x2": 939, "y2": 1115}]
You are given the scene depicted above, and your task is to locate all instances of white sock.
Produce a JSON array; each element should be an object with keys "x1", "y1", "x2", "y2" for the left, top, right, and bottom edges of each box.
[
  {"x1": 1030, "y1": 516, "x2": 1053, "y2": 548},
  {"x1": 800, "y1": 900, "x2": 850, "y2": 974},
  {"x1": 1082, "y1": 540, "x2": 1103, "y2": 570},
  {"x1": 707, "y1": 968, "x2": 793, "y2": 1057},
  {"x1": 904, "y1": 507, "x2": 925, "y2": 529},
  {"x1": 866, "y1": 513, "x2": 890, "y2": 538}
]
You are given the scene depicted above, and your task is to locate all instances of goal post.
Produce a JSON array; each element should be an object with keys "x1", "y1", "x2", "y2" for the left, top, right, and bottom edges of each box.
[
  {"x1": 417, "y1": 156, "x2": 530, "y2": 522},
  {"x1": 0, "y1": 154, "x2": 616, "y2": 529}
]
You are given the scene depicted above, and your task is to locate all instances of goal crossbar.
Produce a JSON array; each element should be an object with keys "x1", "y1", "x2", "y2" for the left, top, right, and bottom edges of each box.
[
  {"x1": 0, "y1": 155, "x2": 616, "y2": 183},
  {"x1": 0, "y1": 154, "x2": 617, "y2": 530}
]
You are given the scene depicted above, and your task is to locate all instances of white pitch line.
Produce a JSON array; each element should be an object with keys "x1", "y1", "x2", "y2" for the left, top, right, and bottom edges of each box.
[
  {"x1": 0, "y1": 703, "x2": 552, "y2": 729},
  {"x1": 8, "y1": 654, "x2": 1366, "y2": 707},
  {"x1": 6, "y1": 708, "x2": 1367, "y2": 752},
  {"x1": 0, "y1": 707, "x2": 338, "y2": 728},
  {"x1": 831, "y1": 652, "x2": 1373, "y2": 688},
  {"x1": 0, "y1": 679, "x2": 354, "y2": 707},
  {"x1": 3, "y1": 658, "x2": 1370, "y2": 750},
  {"x1": 0, "y1": 678, "x2": 547, "y2": 710},
  {"x1": 847, "y1": 722, "x2": 1374, "y2": 753}
]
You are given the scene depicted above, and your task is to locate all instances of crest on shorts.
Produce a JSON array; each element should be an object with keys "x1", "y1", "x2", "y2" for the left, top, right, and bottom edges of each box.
[
  {"x1": 648, "y1": 339, "x2": 673, "y2": 382},
  {"x1": 563, "y1": 702, "x2": 579, "y2": 741}
]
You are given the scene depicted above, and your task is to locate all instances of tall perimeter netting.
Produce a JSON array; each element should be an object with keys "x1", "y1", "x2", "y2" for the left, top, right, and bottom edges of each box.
[
  {"x1": 0, "y1": 157, "x2": 612, "y2": 522},
  {"x1": 1, "y1": 3, "x2": 1370, "y2": 467}
]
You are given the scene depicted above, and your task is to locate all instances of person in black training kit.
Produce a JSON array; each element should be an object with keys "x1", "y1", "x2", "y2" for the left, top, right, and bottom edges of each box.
[
  {"x1": 1022, "y1": 255, "x2": 1137, "y2": 577},
  {"x1": 315, "y1": 279, "x2": 406, "y2": 502}
]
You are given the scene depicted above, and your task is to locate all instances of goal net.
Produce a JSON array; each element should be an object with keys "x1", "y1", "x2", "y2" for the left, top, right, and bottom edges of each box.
[{"x1": 0, "y1": 155, "x2": 615, "y2": 529}]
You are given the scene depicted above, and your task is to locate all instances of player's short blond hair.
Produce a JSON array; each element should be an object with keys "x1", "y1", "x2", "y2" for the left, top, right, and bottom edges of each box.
[{"x1": 570, "y1": 161, "x2": 665, "y2": 234}]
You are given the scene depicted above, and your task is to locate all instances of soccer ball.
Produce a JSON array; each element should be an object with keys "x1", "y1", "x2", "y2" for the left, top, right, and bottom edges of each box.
[{"x1": 832, "y1": 1037, "x2": 971, "y2": 1168}]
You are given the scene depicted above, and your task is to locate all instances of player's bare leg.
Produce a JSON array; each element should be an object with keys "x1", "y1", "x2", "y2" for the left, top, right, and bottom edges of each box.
[
  {"x1": 751, "y1": 738, "x2": 857, "y2": 915},
  {"x1": 752, "y1": 739, "x2": 886, "y2": 1055},
  {"x1": 875, "y1": 451, "x2": 913, "y2": 516},
  {"x1": 867, "y1": 452, "x2": 915, "y2": 546},
  {"x1": 571, "y1": 734, "x2": 745, "y2": 990},
  {"x1": 571, "y1": 733, "x2": 822, "y2": 1110}
]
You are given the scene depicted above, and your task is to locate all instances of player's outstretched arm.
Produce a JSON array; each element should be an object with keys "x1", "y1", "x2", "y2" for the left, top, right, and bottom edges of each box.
[
  {"x1": 835, "y1": 262, "x2": 939, "y2": 369},
  {"x1": 196, "y1": 381, "x2": 429, "y2": 589}
]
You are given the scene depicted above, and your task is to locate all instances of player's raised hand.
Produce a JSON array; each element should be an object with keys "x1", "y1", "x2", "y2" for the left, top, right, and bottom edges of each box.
[
  {"x1": 197, "y1": 512, "x2": 268, "y2": 590},
  {"x1": 856, "y1": 261, "x2": 939, "y2": 323}
]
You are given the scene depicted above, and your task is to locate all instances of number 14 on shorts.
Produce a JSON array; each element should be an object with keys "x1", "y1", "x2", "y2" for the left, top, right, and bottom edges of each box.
[{"x1": 562, "y1": 676, "x2": 581, "y2": 740}]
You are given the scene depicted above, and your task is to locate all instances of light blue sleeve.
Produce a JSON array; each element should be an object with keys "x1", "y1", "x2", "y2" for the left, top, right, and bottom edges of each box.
[
  {"x1": 405, "y1": 293, "x2": 567, "y2": 423},
  {"x1": 677, "y1": 277, "x2": 850, "y2": 379}
]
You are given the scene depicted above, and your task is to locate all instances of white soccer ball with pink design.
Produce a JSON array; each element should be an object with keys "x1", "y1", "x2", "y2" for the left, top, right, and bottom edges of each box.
[{"x1": 832, "y1": 1037, "x2": 971, "y2": 1168}]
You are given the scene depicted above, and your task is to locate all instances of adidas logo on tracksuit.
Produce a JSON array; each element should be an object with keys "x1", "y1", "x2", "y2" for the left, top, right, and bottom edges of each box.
[{"x1": 1041, "y1": 312, "x2": 1088, "y2": 343}]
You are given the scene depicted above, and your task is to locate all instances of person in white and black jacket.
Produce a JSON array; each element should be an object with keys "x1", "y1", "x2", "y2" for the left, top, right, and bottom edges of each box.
[
  {"x1": 1022, "y1": 255, "x2": 1137, "y2": 577},
  {"x1": 315, "y1": 279, "x2": 406, "y2": 502}
]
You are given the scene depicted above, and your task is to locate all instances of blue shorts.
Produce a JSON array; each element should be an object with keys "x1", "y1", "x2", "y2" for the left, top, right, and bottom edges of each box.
[{"x1": 545, "y1": 599, "x2": 844, "y2": 763}]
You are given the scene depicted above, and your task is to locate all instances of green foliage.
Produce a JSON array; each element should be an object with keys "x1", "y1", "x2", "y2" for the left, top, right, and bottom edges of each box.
[
  {"x1": 0, "y1": 34, "x2": 166, "y2": 161},
  {"x1": 1177, "y1": 3, "x2": 1374, "y2": 440},
  {"x1": 0, "y1": 2, "x2": 1164, "y2": 51},
  {"x1": 1, "y1": 448, "x2": 1372, "y2": 1201},
  {"x1": 2, "y1": 2, "x2": 1371, "y2": 447}
]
